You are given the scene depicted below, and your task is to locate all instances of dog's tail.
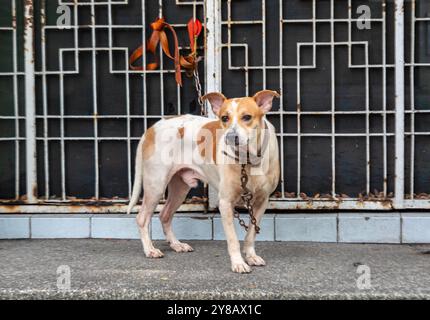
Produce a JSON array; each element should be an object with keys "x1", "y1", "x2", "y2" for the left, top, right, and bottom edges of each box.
[{"x1": 127, "y1": 139, "x2": 144, "y2": 215}]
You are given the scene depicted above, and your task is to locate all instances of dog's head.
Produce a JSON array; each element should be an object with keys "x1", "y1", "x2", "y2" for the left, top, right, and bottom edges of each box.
[{"x1": 202, "y1": 90, "x2": 280, "y2": 149}]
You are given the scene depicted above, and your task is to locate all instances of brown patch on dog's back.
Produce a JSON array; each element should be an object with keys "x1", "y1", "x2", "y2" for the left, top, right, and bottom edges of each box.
[
  {"x1": 142, "y1": 126, "x2": 156, "y2": 160},
  {"x1": 197, "y1": 120, "x2": 223, "y2": 163},
  {"x1": 177, "y1": 127, "x2": 185, "y2": 139}
]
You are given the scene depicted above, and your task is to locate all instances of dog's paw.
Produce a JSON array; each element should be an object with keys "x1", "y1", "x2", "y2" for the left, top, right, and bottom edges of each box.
[
  {"x1": 245, "y1": 255, "x2": 266, "y2": 266},
  {"x1": 231, "y1": 261, "x2": 252, "y2": 274},
  {"x1": 170, "y1": 242, "x2": 194, "y2": 253},
  {"x1": 145, "y1": 248, "x2": 164, "y2": 259}
]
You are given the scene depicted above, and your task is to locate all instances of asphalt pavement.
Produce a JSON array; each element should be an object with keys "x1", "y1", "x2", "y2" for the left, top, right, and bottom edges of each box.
[{"x1": 0, "y1": 239, "x2": 429, "y2": 299}]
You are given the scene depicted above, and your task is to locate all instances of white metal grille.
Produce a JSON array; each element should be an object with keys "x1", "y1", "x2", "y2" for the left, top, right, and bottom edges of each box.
[
  {"x1": 406, "y1": 0, "x2": 430, "y2": 203},
  {"x1": 218, "y1": 0, "x2": 430, "y2": 210},
  {"x1": 0, "y1": 0, "x2": 429, "y2": 213},
  {"x1": 0, "y1": 0, "x2": 207, "y2": 213}
]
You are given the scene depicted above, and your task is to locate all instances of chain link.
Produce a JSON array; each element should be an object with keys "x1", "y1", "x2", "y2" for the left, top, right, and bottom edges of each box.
[
  {"x1": 233, "y1": 164, "x2": 261, "y2": 234},
  {"x1": 193, "y1": 67, "x2": 206, "y2": 116},
  {"x1": 192, "y1": 55, "x2": 209, "y2": 213}
]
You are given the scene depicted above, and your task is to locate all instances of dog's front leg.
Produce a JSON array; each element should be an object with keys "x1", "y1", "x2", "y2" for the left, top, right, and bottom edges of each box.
[
  {"x1": 242, "y1": 198, "x2": 269, "y2": 266},
  {"x1": 219, "y1": 199, "x2": 252, "y2": 273}
]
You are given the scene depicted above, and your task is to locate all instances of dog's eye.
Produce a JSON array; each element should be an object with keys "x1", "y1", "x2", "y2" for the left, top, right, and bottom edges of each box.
[
  {"x1": 242, "y1": 115, "x2": 252, "y2": 122},
  {"x1": 221, "y1": 115, "x2": 230, "y2": 123}
]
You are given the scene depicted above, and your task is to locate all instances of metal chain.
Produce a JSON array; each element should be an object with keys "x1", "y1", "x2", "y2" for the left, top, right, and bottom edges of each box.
[
  {"x1": 192, "y1": 57, "x2": 209, "y2": 213},
  {"x1": 193, "y1": 67, "x2": 206, "y2": 116},
  {"x1": 233, "y1": 164, "x2": 261, "y2": 234}
]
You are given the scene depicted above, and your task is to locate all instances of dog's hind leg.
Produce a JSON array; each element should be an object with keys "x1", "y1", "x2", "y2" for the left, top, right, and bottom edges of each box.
[
  {"x1": 136, "y1": 179, "x2": 167, "y2": 259},
  {"x1": 159, "y1": 172, "x2": 193, "y2": 253}
]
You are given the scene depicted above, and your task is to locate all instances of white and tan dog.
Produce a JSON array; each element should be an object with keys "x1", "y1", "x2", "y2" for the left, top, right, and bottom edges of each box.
[{"x1": 127, "y1": 90, "x2": 280, "y2": 273}]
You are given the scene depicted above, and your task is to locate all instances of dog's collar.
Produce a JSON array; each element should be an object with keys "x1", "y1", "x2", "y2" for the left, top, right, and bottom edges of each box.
[{"x1": 222, "y1": 119, "x2": 270, "y2": 167}]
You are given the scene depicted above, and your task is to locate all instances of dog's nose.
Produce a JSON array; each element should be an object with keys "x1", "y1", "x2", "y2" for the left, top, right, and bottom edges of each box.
[{"x1": 225, "y1": 131, "x2": 240, "y2": 146}]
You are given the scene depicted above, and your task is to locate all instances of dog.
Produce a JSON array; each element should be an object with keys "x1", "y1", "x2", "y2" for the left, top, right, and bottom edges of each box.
[{"x1": 127, "y1": 90, "x2": 280, "y2": 273}]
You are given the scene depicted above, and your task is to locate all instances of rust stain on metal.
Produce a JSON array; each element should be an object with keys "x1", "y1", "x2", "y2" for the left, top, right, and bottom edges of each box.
[
  {"x1": 40, "y1": 10, "x2": 46, "y2": 26},
  {"x1": 12, "y1": 12, "x2": 16, "y2": 29},
  {"x1": 0, "y1": 202, "x2": 206, "y2": 214},
  {"x1": 0, "y1": 205, "x2": 20, "y2": 213},
  {"x1": 24, "y1": 1, "x2": 34, "y2": 28},
  {"x1": 31, "y1": 183, "x2": 38, "y2": 201},
  {"x1": 381, "y1": 199, "x2": 393, "y2": 209}
]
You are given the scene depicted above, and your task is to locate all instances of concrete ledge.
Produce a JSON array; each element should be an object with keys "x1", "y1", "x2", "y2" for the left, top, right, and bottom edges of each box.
[
  {"x1": 0, "y1": 215, "x2": 30, "y2": 239},
  {"x1": 213, "y1": 215, "x2": 275, "y2": 241},
  {"x1": 31, "y1": 215, "x2": 90, "y2": 239},
  {"x1": 402, "y1": 213, "x2": 430, "y2": 243},
  {"x1": 91, "y1": 215, "x2": 140, "y2": 239},
  {"x1": 0, "y1": 213, "x2": 429, "y2": 243},
  {"x1": 338, "y1": 213, "x2": 401, "y2": 243},
  {"x1": 275, "y1": 214, "x2": 337, "y2": 242},
  {"x1": 152, "y1": 214, "x2": 213, "y2": 240}
]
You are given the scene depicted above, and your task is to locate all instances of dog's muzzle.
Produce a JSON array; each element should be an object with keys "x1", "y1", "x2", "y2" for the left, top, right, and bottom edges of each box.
[{"x1": 225, "y1": 131, "x2": 241, "y2": 146}]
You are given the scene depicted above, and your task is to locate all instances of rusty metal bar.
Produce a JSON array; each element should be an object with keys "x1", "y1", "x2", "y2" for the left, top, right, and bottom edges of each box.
[
  {"x1": 409, "y1": 0, "x2": 416, "y2": 203},
  {"x1": 394, "y1": 0, "x2": 405, "y2": 209},
  {"x1": 205, "y1": 0, "x2": 222, "y2": 209},
  {"x1": 4, "y1": 198, "x2": 430, "y2": 213},
  {"x1": 11, "y1": 0, "x2": 20, "y2": 200},
  {"x1": 0, "y1": 203, "x2": 206, "y2": 214},
  {"x1": 23, "y1": 0, "x2": 37, "y2": 203}
]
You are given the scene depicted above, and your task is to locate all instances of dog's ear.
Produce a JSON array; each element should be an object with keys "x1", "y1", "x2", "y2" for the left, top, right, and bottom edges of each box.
[
  {"x1": 202, "y1": 92, "x2": 227, "y2": 116},
  {"x1": 253, "y1": 90, "x2": 280, "y2": 113}
]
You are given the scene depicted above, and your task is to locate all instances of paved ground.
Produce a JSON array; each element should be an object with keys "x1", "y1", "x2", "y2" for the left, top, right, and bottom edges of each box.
[{"x1": 0, "y1": 239, "x2": 429, "y2": 299}]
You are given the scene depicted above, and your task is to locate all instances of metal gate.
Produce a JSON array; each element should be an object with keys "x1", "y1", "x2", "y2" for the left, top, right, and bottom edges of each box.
[{"x1": 0, "y1": 0, "x2": 429, "y2": 213}]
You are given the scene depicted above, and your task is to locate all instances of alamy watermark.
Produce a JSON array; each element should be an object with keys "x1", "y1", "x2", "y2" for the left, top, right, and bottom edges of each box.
[
  {"x1": 54, "y1": 4, "x2": 373, "y2": 30},
  {"x1": 56, "y1": 5, "x2": 71, "y2": 29},
  {"x1": 356, "y1": 264, "x2": 371, "y2": 290},
  {"x1": 357, "y1": 5, "x2": 372, "y2": 30},
  {"x1": 56, "y1": 265, "x2": 71, "y2": 291}
]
